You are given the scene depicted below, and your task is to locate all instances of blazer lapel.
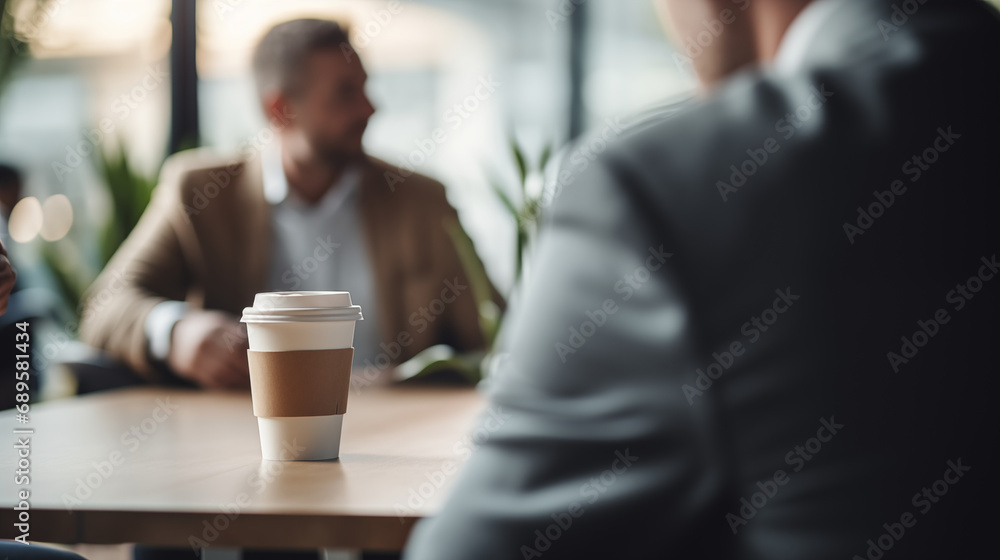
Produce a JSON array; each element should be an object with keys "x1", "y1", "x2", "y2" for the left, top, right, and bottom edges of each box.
[
  {"x1": 357, "y1": 156, "x2": 399, "y2": 347},
  {"x1": 239, "y1": 152, "x2": 272, "y2": 305}
]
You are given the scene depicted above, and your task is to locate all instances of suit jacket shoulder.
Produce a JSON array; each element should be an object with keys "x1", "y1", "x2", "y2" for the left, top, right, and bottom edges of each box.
[
  {"x1": 364, "y1": 155, "x2": 449, "y2": 203},
  {"x1": 156, "y1": 148, "x2": 253, "y2": 221}
]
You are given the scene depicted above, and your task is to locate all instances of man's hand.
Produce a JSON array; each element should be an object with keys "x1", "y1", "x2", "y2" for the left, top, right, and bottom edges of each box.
[
  {"x1": 168, "y1": 310, "x2": 250, "y2": 389},
  {"x1": 0, "y1": 241, "x2": 16, "y2": 315}
]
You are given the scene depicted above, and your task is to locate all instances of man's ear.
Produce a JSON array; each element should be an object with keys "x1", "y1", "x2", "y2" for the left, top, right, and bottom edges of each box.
[{"x1": 262, "y1": 91, "x2": 296, "y2": 127}]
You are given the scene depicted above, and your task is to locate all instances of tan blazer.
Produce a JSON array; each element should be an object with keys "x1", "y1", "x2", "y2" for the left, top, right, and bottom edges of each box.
[{"x1": 80, "y1": 149, "x2": 502, "y2": 381}]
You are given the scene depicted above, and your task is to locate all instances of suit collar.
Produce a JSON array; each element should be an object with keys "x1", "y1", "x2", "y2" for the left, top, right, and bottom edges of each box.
[
  {"x1": 260, "y1": 142, "x2": 363, "y2": 210},
  {"x1": 771, "y1": 0, "x2": 907, "y2": 76},
  {"x1": 356, "y1": 155, "x2": 399, "y2": 347},
  {"x1": 773, "y1": 0, "x2": 844, "y2": 74},
  {"x1": 239, "y1": 149, "x2": 272, "y2": 301}
]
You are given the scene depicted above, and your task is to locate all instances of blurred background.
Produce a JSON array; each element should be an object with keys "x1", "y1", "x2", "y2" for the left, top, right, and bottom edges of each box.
[
  {"x1": 3, "y1": 0, "x2": 999, "y2": 396},
  {"x1": 3, "y1": 3, "x2": 998, "y2": 559},
  {"x1": 0, "y1": 0, "x2": 701, "y2": 399}
]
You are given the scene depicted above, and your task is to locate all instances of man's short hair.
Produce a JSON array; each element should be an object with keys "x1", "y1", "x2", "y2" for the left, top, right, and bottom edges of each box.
[{"x1": 252, "y1": 18, "x2": 352, "y2": 98}]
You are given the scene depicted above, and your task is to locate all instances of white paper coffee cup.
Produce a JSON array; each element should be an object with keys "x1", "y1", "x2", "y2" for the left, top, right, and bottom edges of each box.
[{"x1": 241, "y1": 291, "x2": 362, "y2": 460}]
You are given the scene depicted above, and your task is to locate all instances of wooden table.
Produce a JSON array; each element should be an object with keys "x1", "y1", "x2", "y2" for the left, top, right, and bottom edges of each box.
[{"x1": 0, "y1": 385, "x2": 486, "y2": 553}]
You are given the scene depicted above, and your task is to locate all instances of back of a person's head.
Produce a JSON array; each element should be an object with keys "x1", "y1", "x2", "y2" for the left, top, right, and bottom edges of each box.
[{"x1": 252, "y1": 18, "x2": 352, "y2": 98}]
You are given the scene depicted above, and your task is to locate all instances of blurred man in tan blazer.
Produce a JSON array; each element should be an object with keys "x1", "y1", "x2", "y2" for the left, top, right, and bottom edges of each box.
[{"x1": 81, "y1": 19, "x2": 500, "y2": 390}]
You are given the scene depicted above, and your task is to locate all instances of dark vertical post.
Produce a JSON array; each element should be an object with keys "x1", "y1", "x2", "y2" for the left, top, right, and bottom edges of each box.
[
  {"x1": 567, "y1": 0, "x2": 588, "y2": 140},
  {"x1": 168, "y1": 0, "x2": 199, "y2": 154}
]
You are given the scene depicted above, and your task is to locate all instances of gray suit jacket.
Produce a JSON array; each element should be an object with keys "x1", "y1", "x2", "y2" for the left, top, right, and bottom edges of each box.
[{"x1": 405, "y1": 1, "x2": 1000, "y2": 558}]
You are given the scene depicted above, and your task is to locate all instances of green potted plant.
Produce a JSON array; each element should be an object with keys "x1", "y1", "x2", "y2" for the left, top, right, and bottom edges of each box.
[{"x1": 396, "y1": 138, "x2": 555, "y2": 385}]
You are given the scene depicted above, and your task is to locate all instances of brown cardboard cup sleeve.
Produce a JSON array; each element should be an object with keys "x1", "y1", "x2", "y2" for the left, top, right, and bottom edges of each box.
[{"x1": 247, "y1": 348, "x2": 354, "y2": 417}]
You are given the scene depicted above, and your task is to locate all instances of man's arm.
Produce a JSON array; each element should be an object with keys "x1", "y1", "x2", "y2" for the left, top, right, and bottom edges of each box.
[
  {"x1": 80, "y1": 157, "x2": 250, "y2": 388},
  {"x1": 424, "y1": 180, "x2": 506, "y2": 353},
  {"x1": 404, "y1": 159, "x2": 727, "y2": 559},
  {"x1": 79, "y1": 160, "x2": 192, "y2": 381}
]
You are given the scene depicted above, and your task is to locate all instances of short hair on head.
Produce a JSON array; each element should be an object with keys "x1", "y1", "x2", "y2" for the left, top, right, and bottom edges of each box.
[{"x1": 252, "y1": 18, "x2": 352, "y2": 98}]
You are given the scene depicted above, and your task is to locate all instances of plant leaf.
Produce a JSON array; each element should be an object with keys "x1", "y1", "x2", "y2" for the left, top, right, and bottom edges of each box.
[
  {"x1": 40, "y1": 242, "x2": 88, "y2": 314},
  {"x1": 489, "y1": 179, "x2": 520, "y2": 218},
  {"x1": 515, "y1": 224, "x2": 528, "y2": 281},
  {"x1": 95, "y1": 142, "x2": 156, "y2": 266},
  {"x1": 539, "y1": 143, "x2": 553, "y2": 171},
  {"x1": 511, "y1": 139, "x2": 528, "y2": 188}
]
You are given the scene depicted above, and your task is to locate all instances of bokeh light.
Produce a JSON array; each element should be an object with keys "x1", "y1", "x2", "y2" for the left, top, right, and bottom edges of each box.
[
  {"x1": 40, "y1": 194, "x2": 74, "y2": 242},
  {"x1": 8, "y1": 196, "x2": 43, "y2": 243}
]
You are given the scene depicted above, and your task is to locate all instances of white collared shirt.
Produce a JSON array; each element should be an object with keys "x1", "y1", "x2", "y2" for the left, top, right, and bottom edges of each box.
[
  {"x1": 773, "y1": 0, "x2": 844, "y2": 74},
  {"x1": 262, "y1": 144, "x2": 382, "y2": 369}
]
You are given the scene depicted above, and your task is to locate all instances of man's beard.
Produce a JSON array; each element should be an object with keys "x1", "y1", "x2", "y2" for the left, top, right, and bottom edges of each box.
[
  {"x1": 315, "y1": 128, "x2": 367, "y2": 163},
  {"x1": 315, "y1": 139, "x2": 365, "y2": 164}
]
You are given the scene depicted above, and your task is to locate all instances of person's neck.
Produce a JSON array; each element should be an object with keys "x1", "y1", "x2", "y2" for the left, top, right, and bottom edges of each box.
[
  {"x1": 281, "y1": 146, "x2": 348, "y2": 206},
  {"x1": 750, "y1": 0, "x2": 812, "y2": 62},
  {"x1": 696, "y1": 0, "x2": 812, "y2": 91}
]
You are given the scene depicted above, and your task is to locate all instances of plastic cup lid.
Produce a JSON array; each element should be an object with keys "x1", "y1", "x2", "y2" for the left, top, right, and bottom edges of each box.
[{"x1": 241, "y1": 291, "x2": 363, "y2": 323}]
